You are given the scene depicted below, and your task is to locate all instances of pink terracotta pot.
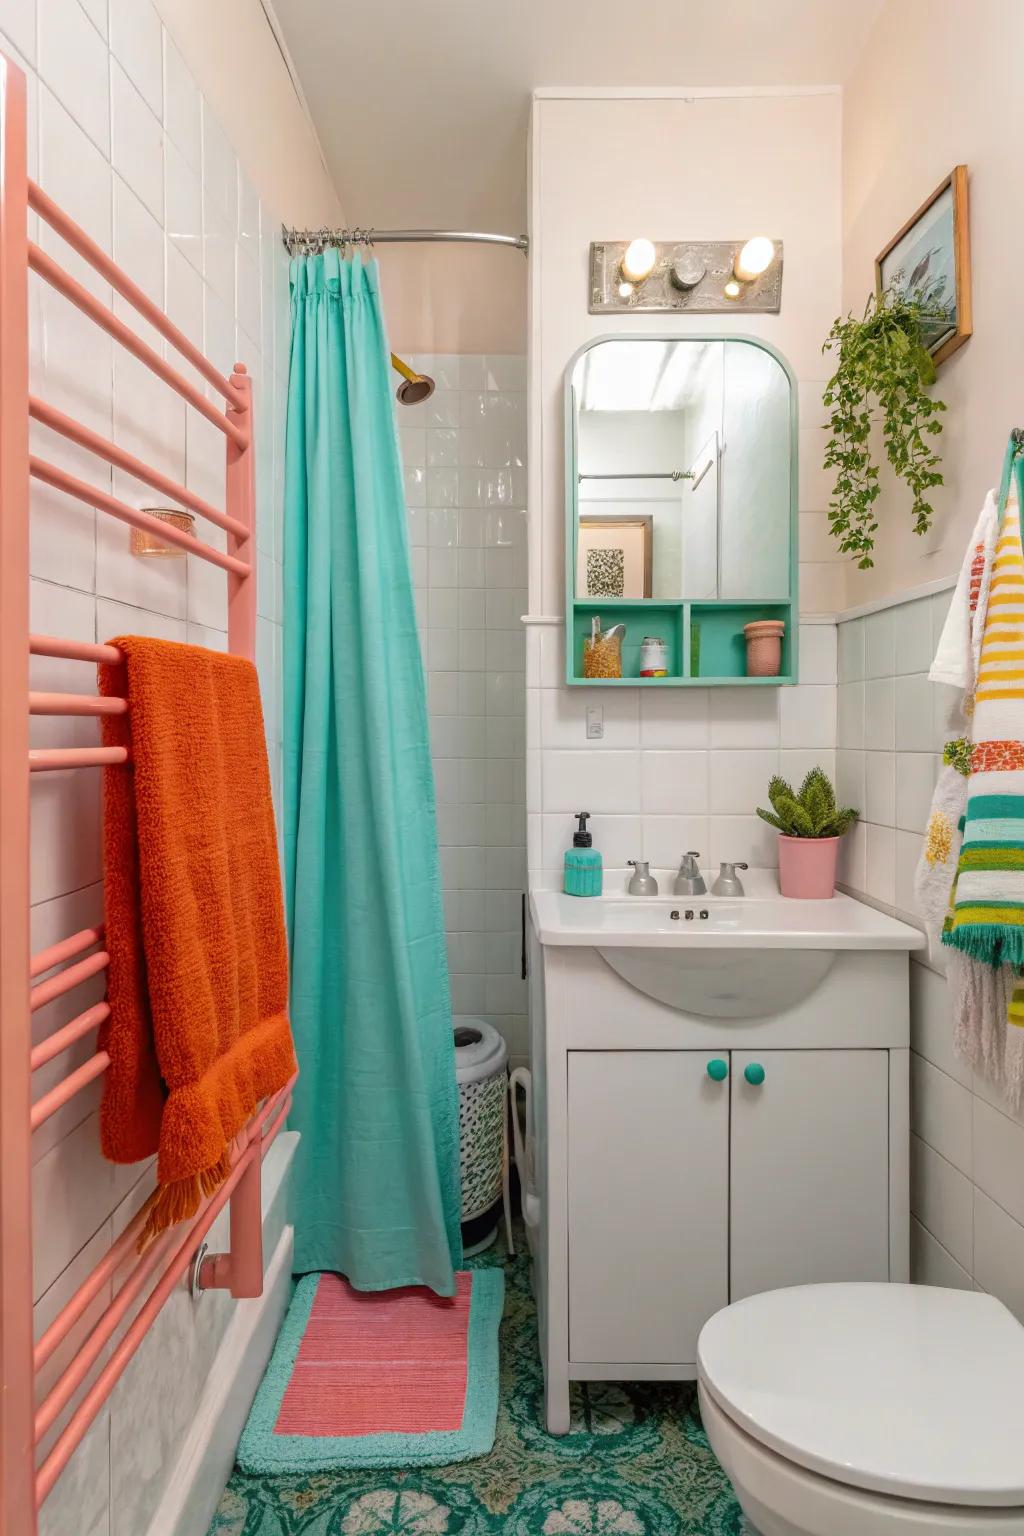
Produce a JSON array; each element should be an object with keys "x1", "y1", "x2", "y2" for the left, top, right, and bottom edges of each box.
[
  {"x1": 744, "y1": 620, "x2": 785, "y2": 677},
  {"x1": 778, "y1": 834, "x2": 840, "y2": 899}
]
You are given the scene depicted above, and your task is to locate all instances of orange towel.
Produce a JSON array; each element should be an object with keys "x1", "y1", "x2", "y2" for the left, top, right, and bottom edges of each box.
[{"x1": 98, "y1": 637, "x2": 297, "y2": 1245}]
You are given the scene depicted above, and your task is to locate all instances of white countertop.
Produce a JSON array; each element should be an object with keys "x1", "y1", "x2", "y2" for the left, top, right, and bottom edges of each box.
[{"x1": 530, "y1": 884, "x2": 925, "y2": 951}]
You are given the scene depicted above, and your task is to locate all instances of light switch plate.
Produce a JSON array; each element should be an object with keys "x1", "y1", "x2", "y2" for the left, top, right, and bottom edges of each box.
[{"x1": 586, "y1": 706, "x2": 604, "y2": 740}]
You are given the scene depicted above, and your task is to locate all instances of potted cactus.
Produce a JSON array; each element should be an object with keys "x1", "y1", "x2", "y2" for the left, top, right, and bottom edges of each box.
[{"x1": 756, "y1": 767, "x2": 858, "y2": 899}]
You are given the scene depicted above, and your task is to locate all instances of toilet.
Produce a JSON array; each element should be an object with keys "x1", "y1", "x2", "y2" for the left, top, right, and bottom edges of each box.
[{"x1": 697, "y1": 1284, "x2": 1024, "y2": 1536}]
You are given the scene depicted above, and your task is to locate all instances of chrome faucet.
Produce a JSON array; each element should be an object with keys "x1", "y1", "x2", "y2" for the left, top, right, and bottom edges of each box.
[
  {"x1": 711, "y1": 861, "x2": 748, "y2": 897},
  {"x1": 626, "y1": 859, "x2": 659, "y2": 896},
  {"x1": 673, "y1": 851, "x2": 707, "y2": 896}
]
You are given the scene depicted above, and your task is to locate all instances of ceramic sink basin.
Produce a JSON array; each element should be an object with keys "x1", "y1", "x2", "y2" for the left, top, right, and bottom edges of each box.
[
  {"x1": 529, "y1": 888, "x2": 924, "y2": 951},
  {"x1": 530, "y1": 885, "x2": 923, "y2": 1017}
]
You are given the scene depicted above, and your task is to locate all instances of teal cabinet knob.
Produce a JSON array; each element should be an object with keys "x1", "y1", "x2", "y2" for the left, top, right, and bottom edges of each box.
[
  {"x1": 706, "y1": 1058, "x2": 728, "y2": 1082},
  {"x1": 744, "y1": 1062, "x2": 766, "y2": 1087}
]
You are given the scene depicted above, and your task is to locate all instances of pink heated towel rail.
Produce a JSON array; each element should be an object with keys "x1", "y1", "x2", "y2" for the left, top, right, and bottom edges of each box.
[{"x1": 0, "y1": 53, "x2": 294, "y2": 1531}]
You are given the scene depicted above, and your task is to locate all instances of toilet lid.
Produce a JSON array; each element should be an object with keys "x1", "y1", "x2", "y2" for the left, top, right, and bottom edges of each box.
[{"x1": 697, "y1": 1284, "x2": 1024, "y2": 1507}]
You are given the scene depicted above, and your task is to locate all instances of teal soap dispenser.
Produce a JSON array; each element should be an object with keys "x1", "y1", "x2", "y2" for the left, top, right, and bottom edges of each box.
[{"x1": 564, "y1": 812, "x2": 603, "y2": 897}]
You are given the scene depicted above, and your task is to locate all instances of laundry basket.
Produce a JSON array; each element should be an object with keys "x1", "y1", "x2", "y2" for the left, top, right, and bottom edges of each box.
[{"x1": 454, "y1": 1017, "x2": 512, "y2": 1256}]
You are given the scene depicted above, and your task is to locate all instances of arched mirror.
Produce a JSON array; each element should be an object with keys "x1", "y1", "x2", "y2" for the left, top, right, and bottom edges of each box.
[{"x1": 566, "y1": 335, "x2": 797, "y2": 685}]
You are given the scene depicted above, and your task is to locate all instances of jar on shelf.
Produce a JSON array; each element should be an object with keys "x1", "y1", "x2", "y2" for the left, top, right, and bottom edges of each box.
[
  {"x1": 639, "y1": 635, "x2": 669, "y2": 677},
  {"x1": 583, "y1": 618, "x2": 625, "y2": 679}
]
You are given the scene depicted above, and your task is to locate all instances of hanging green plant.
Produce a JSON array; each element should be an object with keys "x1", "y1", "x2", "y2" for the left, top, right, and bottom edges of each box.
[{"x1": 821, "y1": 287, "x2": 947, "y2": 569}]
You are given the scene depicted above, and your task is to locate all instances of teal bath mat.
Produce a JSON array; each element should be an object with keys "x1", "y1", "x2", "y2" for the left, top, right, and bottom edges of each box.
[{"x1": 238, "y1": 1268, "x2": 504, "y2": 1473}]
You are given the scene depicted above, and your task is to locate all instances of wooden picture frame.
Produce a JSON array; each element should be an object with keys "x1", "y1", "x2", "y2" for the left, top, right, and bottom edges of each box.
[
  {"x1": 577, "y1": 516, "x2": 653, "y2": 599},
  {"x1": 875, "y1": 164, "x2": 971, "y2": 369}
]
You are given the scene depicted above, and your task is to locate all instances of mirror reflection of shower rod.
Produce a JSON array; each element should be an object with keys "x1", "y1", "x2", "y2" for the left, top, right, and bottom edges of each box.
[
  {"x1": 578, "y1": 471, "x2": 695, "y2": 481},
  {"x1": 281, "y1": 226, "x2": 529, "y2": 255}
]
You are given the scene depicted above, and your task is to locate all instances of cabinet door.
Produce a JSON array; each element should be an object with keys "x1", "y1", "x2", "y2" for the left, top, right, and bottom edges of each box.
[
  {"x1": 568, "y1": 1050, "x2": 729, "y2": 1364},
  {"x1": 730, "y1": 1049, "x2": 889, "y2": 1302}
]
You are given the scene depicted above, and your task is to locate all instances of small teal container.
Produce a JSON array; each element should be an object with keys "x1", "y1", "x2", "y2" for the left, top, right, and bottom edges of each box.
[{"x1": 564, "y1": 812, "x2": 602, "y2": 897}]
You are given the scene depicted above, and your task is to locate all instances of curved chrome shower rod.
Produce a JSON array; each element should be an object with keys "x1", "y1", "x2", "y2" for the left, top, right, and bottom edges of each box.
[{"x1": 281, "y1": 225, "x2": 529, "y2": 256}]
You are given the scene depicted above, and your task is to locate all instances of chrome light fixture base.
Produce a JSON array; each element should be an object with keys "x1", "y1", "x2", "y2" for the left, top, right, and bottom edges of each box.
[{"x1": 589, "y1": 240, "x2": 783, "y2": 314}]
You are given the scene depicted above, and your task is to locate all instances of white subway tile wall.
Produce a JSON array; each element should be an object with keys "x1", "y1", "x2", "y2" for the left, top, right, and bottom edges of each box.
[
  {"x1": 6, "y1": 2, "x2": 289, "y2": 1529},
  {"x1": 399, "y1": 354, "x2": 528, "y2": 1064},
  {"x1": 839, "y1": 589, "x2": 1024, "y2": 1329},
  {"x1": 529, "y1": 622, "x2": 838, "y2": 886}
]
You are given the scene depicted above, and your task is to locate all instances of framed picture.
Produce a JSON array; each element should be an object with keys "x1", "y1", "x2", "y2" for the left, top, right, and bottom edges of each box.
[
  {"x1": 577, "y1": 516, "x2": 653, "y2": 599},
  {"x1": 875, "y1": 164, "x2": 971, "y2": 368}
]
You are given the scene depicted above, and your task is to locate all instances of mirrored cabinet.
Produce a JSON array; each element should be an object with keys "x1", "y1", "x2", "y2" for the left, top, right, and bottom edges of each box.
[{"x1": 565, "y1": 335, "x2": 798, "y2": 685}]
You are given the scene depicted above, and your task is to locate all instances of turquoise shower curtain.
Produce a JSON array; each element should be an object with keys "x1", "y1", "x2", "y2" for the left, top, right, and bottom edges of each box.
[{"x1": 282, "y1": 249, "x2": 461, "y2": 1294}]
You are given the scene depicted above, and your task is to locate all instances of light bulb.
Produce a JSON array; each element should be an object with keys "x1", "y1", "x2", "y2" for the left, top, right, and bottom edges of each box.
[
  {"x1": 621, "y1": 238, "x2": 657, "y2": 283},
  {"x1": 734, "y1": 236, "x2": 774, "y2": 282},
  {"x1": 618, "y1": 280, "x2": 634, "y2": 299},
  {"x1": 723, "y1": 279, "x2": 742, "y2": 300}
]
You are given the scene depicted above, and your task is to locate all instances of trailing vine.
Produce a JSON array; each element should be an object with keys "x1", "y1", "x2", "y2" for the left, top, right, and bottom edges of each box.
[{"x1": 821, "y1": 287, "x2": 947, "y2": 569}]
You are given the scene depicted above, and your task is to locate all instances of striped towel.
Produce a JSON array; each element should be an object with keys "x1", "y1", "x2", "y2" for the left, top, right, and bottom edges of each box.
[{"x1": 945, "y1": 485, "x2": 1024, "y2": 967}]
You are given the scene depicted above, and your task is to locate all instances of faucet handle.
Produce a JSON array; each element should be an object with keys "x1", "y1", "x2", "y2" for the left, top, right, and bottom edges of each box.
[{"x1": 720, "y1": 861, "x2": 748, "y2": 872}]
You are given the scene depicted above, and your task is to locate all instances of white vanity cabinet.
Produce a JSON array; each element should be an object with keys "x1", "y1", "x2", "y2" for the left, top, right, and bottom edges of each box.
[{"x1": 528, "y1": 888, "x2": 924, "y2": 1434}]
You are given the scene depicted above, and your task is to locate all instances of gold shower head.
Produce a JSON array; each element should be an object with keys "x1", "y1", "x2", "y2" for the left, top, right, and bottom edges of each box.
[{"x1": 391, "y1": 352, "x2": 435, "y2": 406}]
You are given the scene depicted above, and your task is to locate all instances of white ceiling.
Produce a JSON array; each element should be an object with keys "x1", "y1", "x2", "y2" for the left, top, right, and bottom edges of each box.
[{"x1": 271, "y1": 0, "x2": 885, "y2": 232}]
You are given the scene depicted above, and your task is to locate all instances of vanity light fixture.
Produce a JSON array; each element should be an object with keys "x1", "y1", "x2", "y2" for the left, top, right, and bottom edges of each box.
[
  {"x1": 734, "y1": 235, "x2": 775, "y2": 283},
  {"x1": 589, "y1": 237, "x2": 783, "y2": 314},
  {"x1": 620, "y1": 237, "x2": 657, "y2": 283}
]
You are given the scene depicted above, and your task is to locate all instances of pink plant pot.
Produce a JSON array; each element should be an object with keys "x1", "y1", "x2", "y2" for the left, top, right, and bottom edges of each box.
[
  {"x1": 778, "y1": 834, "x2": 840, "y2": 899},
  {"x1": 744, "y1": 620, "x2": 785, "y2": 677}
]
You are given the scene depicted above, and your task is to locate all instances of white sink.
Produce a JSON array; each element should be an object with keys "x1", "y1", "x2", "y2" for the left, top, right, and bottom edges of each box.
[
  {"x1": 529, "y1": 888, "x2": 924, "y2": 951},
  {"x1": 530, "y1": 885, "x2": 923, "y2": 1017}
]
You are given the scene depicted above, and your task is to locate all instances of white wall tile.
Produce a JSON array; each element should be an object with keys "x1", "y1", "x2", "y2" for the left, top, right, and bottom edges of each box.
[
  {"x1": 864, "y1": 820, "x2": 895, "y2": 904},
  {"x1": 864, "y1": 677, "x2": 894, "y2": 751},
  {"x1": 835, "y1": 748, "x2": 865, "y2": 813},
  {"x1": 910, "y1": 1216, "x2": 972, "y2": 1291},
  {"x1": 797, "y1": 622, "x2": 837, "y2": 684},
  {"x1": 542, "y1": 750, "x2": 641, "y2": 814},
  {"x1": 973, "y1": 1097, "x2": 1024, "y2": 1228},
  {"x1": 641, "y1": 815, "x2": 710, "y2": 871},
  {"x1": 109, "y1": 0, "x2": 161, "y2": 117},
  {"x1": 837, "y1": 681, "x2": 864, "y2": 750},
  {"x1": 895, "y1": 673, "x2": 933, "y2": 751},
  {"x1": 837, "y1": 616, "x2": 864, "y2": 683},
  {"x1": 973, "y1": 1190, "x2": 1024, "y2": 1325},
  {"x1": 911, "y1": 960, "x2": 971, "y2": 1086},
  {"x1": 911, "y1": 1052, "x2": 973, "y2": 1177},
  {"x1": 910, "y1": 1133, "x2": 973, "y2": 1272},
  {"x1": 38, "y1": 0, "x2": 110, "y2": 156},
  {"x1": 709, "y1": 813, "x2": 779, "y2": 869},
  {"x1": 894, "y1": 597, "x2": 935, "y2": 675},
  {"x1": 539, "y1": 687, "x2": 638, "y2": 749},
  {"x1": 641, "y1": 751, "x2": 710, "y2": 814},
  {"x1": 780, "y1": 684, "x2": 835, "y2": 748},
  {"x1": 895, "y1": 752, "x2": 938, "y2": 834},
  {"x1": 863, "y1": 609, "x2": 894, "y2": 679},
  {"x1": 639, "y1": 689, "x2": 710, "y2": 748},
  {"x1": 0, "y1": 0, "x2": 36, "y2": 62},
  {"x1": 707, "y1": 749, "x2": 776, "y2": 815},
  {"x1": 864, "y1": 750, "x2": 895, "y2": 826},
  {"x1": 164, "y1": 134, "x2": 203, "y2": 276},
  {"x1": 162, "y1": 31, "x2": 200, "y2": 172},
  {"x1": 709, "y1": 689, "x2": 780, "y2": 748},
  {"x1": 110, "y1": 60, "x2": 162, "y2": 221}
]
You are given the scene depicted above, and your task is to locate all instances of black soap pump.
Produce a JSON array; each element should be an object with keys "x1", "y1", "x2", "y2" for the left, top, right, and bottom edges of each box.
[{"x1": 564, "y1": 812, "x2": 603, "y2": 897}]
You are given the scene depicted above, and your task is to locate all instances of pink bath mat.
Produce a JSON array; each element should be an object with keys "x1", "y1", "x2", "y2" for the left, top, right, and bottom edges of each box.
[{"x1": 238, "y1": 1268, "x2": 504, "y2": 1471}]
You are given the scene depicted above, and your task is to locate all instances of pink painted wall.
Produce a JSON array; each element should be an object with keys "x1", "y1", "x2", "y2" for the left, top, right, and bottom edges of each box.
[
  {"x1": 841, "y1": 0, "x2": 1024, "y2": 605},
  {"x1": 376, "y1": 243, "x2": 527, "y2": 357}
]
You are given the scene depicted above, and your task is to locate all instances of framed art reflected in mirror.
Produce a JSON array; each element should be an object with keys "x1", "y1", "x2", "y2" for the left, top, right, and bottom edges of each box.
[{"x1": 577, "y1": 516, "x2": 653, "y2": 598}]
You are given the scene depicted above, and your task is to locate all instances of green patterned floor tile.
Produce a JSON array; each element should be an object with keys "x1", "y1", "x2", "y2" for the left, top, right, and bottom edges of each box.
[{"x1": 207, "y1": 1242, "x2": 743, "y2": 1536}]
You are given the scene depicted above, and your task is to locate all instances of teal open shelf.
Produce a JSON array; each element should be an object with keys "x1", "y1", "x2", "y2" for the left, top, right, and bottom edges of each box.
[{"x1": 568, "y1": 600, "x2": 795, "y2": 686}]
